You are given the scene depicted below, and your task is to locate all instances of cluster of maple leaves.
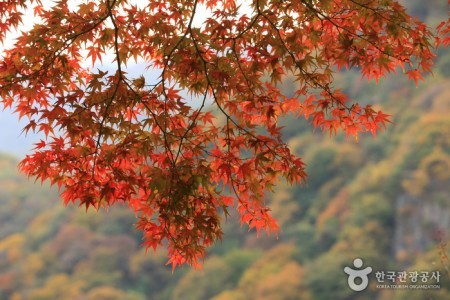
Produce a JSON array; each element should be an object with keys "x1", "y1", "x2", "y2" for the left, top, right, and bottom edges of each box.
[{"x1": 0, "y1": 0, "x2": 446, "y2": 268}]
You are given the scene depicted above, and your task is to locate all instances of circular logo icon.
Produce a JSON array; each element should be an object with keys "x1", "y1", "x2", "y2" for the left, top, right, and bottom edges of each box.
[{"x1": 344, "y1": 258, "x2": 373, "y2": 291}]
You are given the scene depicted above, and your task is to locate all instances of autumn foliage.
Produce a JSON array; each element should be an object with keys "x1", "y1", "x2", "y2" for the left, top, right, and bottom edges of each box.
[{"x1": 0, "y1": 0, "x2": 444, "y2": 268}]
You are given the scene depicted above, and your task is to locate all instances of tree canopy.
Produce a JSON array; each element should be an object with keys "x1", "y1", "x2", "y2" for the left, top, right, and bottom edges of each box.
[{"x1": 0, "y1": 0, "x2": 447, "y2": 268}]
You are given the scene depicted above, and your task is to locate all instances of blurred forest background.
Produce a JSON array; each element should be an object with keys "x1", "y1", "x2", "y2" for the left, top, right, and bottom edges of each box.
[{"x1": 0, "y1": 1, "x2": 449, "y2": 299}]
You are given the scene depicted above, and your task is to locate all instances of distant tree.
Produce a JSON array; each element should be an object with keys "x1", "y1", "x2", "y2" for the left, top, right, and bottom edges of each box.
[{"x1": 0, "y1": 0, "x2": 446, "y2": 268}]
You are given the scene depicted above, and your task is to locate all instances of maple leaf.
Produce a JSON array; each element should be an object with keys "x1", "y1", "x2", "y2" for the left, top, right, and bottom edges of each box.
[{"x1": 406, "y1": 69, "x2": 424, "y2": 86}]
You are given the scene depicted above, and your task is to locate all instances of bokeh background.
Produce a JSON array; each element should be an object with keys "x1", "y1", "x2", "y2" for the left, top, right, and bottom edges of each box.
[{"x1": 0, "y1": 1, "x2": 449, "y2": 299}]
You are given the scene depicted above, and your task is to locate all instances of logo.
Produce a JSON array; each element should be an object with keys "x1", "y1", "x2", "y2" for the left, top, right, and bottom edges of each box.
[
  {"x1": 344, "y1": 258, "x2": 441, "y2": 291},
  {"x1": 344, "y1": 258, "x2": 373, "y2": 291}
]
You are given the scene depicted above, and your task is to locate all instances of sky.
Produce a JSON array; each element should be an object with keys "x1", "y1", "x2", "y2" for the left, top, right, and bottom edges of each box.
[{"x1": 0, "y1": 110, "x2": 40, "y2": 156}]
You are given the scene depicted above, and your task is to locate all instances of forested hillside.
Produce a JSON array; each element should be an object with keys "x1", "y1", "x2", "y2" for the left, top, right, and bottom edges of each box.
[{"x1": 0, "y1": 1, "x2": 449, "y2": 299}]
